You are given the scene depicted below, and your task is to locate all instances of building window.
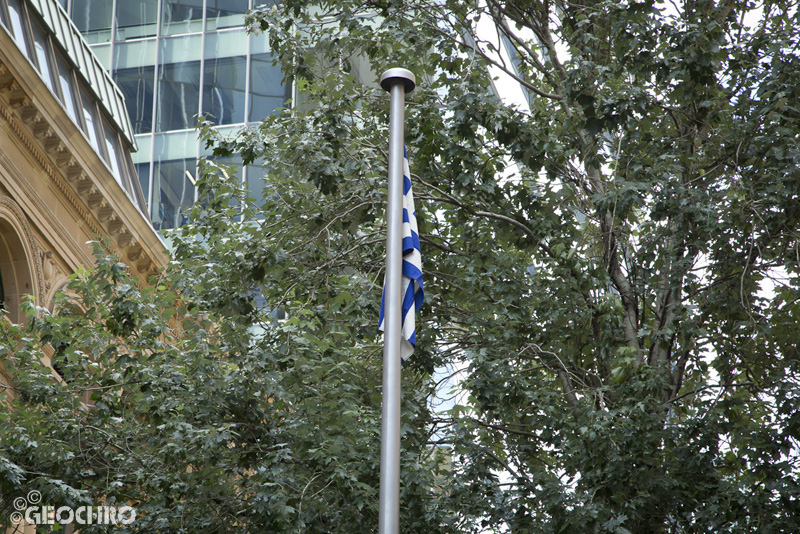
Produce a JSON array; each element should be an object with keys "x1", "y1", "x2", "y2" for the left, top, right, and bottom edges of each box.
[
  {"x1": 102, "y1": 118, "x2": 125, "y2": 185},
  {"x1": 7, "y1": 0, "x2": 33, "y2": 59},
  {"x1": 115, "y1": 0, "x2": 158, "y2": 41},
  {"x1": 116, "y1": 65, "x2": 155, "y2": 134},
  {"x1": 55, "y1": 52, "x2": 80, "y2": 124},
  {"x1": 155, "y1": 35, "x2": 202, "y2": 131},
  {"x1": 0, "y1": 0, "x2": 10, "y2": 31},
  {"x1": 80, "y1": 88, "x2": 103, "y2": 152},
  {"x1": 151, "y1": 131, "x2": 198, "y2": 229},
  {"x1": 205, "y1": 0, "x2": 249, "y2": 31},
  {"x1": 248, "y1": 52, "x2": 287, "y2": 122},
  {"x1": 70, "y1": 0, "x2": 113, "y2": 44},
  {"x1": 0, "y1": 217, "x2": 34, "y2": 325},
  {"x1": 160, "y1": 0, "x2": 204, "y2": 36},
  {"x1": 64, "y1": 0, "x2": 290, "y2": 227},
  {"x1": 135, "y1": 161, "x2": 151, "y2": 206},
  {"x1": 31, "y1": 20, "x2": 58, "y2": 94},
  {"x1": 156, "y1": 60, "x2": 201, "y2": 131},
  {"x1": 202, "y1": 56, "x2": 246, "y2": 125},
  {"x1": 152, "y1": 158, "x2": 195, "y2": 230}
]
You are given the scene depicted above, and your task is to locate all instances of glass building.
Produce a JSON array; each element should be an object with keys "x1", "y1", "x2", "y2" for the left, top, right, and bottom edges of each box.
[{"x1": 59, "y1": 0, "x2": 289, "y2": 230}]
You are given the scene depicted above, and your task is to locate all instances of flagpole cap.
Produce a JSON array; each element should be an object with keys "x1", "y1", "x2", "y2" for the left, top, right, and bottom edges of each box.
[{"x1": 380, "y1": 68, "x2": 416, "y2": 93}]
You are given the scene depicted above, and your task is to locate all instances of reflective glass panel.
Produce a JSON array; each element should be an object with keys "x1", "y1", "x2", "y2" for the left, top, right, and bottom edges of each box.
[
  {"x1": 115, "y1": 66, "x2": 155, "y2": 134},
  {"x1": 0, "y1": 1, "x2": 9, "y2": 29},
  {"x1": 156, "y1": 61, "x2": 201, "y2": 131},
  {"x1": 113, "y1": 38, "x2": 157, "y2": 70},
  {"x1": 80, "y1": 89, "x2": 102, "y2": 152},
  {"x1": 7, "y1": 0, "x2": 32, "y2": 59},
  {"x1": 153, "y1": 130, "x2": 196, "y2": 160},
  {"x1": 132, "y1": 133, "x2": 152, "y2": 208},
  {"x1": 135, "y1": 162, "x2": 151, "y2": 204},
  {"x1": 160, "y1": 0, "x2": 203, "y2": 36},
  {"x1": 56, "y1": 53, "x2": 79, "y2": 123},
  {"x1": 155, "y1": 36, "x2": 201, "y2": 131},
  {"x1": 206, "y1": 0, "x2": 248, "y2": 31},
  {"x1": 152, "y1": 131, "x2": 197, "y2": 229},
  {"x1": 31, "y1": 20, "x2": 56, "y2": 93},
  {"x1": 152, "y1": 158, "x2": 195, "y2": 229},
  {"x1": 102, "y1": 118, "x2": 124, "y2": 184},
  {"x1": 132, "y1": 132, "x2": 152, "y2": 165},
  {"x1": 206, "y1": 30, "x2": 248, "y2": 59},
  {"x1": 70, "y1": 0, "x2": 113, "y2": 44},
  {"x1": 202, "y1": 56, "x2": 246, "y2": 125},
  {"x1": 115, "y1": 0, "x2": 158, "y2": 40},
  {"x1": 248, "y1": 52, "x2": 286, "y2": 122},
  {"x1": 126, "y1": 156, "x2": 149, "y2": 215}
]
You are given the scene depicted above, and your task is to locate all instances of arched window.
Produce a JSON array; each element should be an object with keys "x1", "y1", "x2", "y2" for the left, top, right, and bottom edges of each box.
[
  {"x1": 0, "y1": 220, "x2": 33, "y2": 323},
  {"x1": 0, "y1": 197, "x2": 42, "y2": 324}
]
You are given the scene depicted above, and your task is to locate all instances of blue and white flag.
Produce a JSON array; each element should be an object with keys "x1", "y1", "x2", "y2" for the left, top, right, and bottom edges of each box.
[{"x1": 379, "y1": 147, "x2": 424, "y2": 362}]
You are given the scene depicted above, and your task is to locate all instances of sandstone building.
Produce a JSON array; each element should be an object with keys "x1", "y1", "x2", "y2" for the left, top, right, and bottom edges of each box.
[{"x1": 0, "y1": 0, "x2": 166, "y2": 399}]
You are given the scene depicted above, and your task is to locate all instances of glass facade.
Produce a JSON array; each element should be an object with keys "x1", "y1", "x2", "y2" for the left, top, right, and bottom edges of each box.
[
  {"x1": 61, "y1": 0, "x2": 289, "y2": 230},
  {"x1": 0, "y1": 0, "x2": 148, "y2": 215},
  {"x1": 70, "y1": 0, "x2": 113, "y2": 43}
]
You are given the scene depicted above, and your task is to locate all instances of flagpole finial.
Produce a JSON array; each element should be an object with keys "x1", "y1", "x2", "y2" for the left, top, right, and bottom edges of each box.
[{"x1": 380, "y1": 68, "x2": 416, "y2": 93}]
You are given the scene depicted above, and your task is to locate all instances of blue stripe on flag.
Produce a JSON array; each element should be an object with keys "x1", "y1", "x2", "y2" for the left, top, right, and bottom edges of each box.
[{"x1": 379, "y1": 146, "x2": 424, "y2": 362}]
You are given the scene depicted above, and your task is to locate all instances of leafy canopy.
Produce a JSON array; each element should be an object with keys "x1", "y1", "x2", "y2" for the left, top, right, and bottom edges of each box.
[
  {"x1": 201, "y1": 0, "x2": 797, "y2": 531},
  {"x1": 0, "y1": 241, "x2": 450, "y2": 533},
  {"x1": 2, "y1": 0, "x2": 800, "y2": 532}
]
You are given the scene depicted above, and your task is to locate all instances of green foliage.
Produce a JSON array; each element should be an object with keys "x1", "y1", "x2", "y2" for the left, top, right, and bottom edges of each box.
[
  {"x1": 3, "y1": 0, "x2": 800, "y2": 532},
  {"x1": 207, "y1": 0, "x2": 799, "y2": 531},
  {"x1": 0, "y1": 243, "x2": 451, "y2": 533}
]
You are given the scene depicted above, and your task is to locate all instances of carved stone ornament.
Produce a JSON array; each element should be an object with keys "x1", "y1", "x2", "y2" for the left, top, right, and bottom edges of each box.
[{"x1": 41, "y1": 250, "x2": 58, "y2": 290}]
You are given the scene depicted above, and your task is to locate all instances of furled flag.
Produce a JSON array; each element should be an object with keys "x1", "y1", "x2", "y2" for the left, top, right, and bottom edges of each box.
[{"x1": 379, "y1": 147, "x2": 424, "y2": 362}]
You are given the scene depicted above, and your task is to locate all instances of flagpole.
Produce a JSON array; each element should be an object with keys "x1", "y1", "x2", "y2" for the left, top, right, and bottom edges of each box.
[{"x1": 378, "y1": 67, "x2": 415, "y2": 534}]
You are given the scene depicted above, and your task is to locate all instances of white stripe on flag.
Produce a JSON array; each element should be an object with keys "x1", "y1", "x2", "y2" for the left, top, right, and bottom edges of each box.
[{"x1": 379, "y1": 147, "x2": 423, "y2": 362}]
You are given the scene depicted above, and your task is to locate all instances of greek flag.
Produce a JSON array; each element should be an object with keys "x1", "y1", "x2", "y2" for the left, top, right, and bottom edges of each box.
[{"x1": 379, "y1": 147, "x2": 423, "y2": 362}]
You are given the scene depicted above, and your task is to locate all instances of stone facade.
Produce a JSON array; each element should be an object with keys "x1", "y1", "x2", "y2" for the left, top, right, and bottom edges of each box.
[{"x1": 0, "y1": 0, "x2": 166, "y2": 411}]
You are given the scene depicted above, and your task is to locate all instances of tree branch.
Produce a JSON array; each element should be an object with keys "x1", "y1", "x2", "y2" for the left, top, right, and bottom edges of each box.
[{"x1": 665, "y1": 382, "x2": 756, "y2": 405}]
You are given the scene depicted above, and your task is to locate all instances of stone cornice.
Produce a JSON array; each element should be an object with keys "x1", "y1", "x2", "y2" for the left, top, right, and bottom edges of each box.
[{"x1": 0, "y1": 48, "x2": 167, "y2": 282}]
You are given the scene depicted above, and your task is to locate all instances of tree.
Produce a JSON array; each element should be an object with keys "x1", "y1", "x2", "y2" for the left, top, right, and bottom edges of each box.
[
  {"x1": 3, "y1": 1, "x2": 799, "y2": 532},
  {"x1": 0, "y1": 241, "x2": 451, "y2": 533},
  {"x1": 178, "y1": 0, "x2": 799, "y2": 531}
]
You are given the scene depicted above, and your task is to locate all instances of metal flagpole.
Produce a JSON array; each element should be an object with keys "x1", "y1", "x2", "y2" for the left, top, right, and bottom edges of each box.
[{"x1": 378, "y1": 67, "x2": 415, "y2": 534}]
